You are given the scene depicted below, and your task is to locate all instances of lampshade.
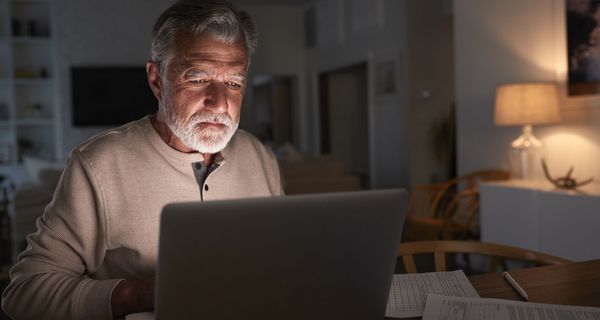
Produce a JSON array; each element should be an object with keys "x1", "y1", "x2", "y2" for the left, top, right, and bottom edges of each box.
[{"x1": 494, "y1": 82, "x2": 561, "y2": 126}]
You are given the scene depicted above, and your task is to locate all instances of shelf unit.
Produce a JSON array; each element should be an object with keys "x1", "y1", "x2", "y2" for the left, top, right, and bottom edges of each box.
[{"x1": 0, "y1": 0, "x2": 61, "y2": 169}]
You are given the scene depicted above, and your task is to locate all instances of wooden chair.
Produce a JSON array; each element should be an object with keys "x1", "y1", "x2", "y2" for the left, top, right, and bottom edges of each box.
[
  {"x1": 402, "y1": 182, "x2": 453, "y2": 241},
  {"x1": 440, "y1": 188, "x2": 480, "y2": 239},
  {"x1": 444, "y1": 170, "x2": 510, "y2": 239},
  {"x1": 403, "y1": 169, "x2": 510, "y2": 241},
  {"x1": 397, "y1": 240, "x2": 571, "y2": 274}
]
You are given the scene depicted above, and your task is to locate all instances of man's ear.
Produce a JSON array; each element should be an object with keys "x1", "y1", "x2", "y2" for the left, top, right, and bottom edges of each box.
[{"x1": 146, "y1": 61, "x2": 162, "y2": 102}]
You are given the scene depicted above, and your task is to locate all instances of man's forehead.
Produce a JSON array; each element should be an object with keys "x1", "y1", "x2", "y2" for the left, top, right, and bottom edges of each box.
[
  {"x1": 182, "y1": 50, "x2": 247, "y2": 64},
  {"x1": 183, "y1": 68, "x2": 246, "y2": 80},
  {"x1": 173, "y1": 31, "x2": 248, "y2": 62},
  {"x1": 170, "y1": 55, "x2": 248, "y2": 76}
]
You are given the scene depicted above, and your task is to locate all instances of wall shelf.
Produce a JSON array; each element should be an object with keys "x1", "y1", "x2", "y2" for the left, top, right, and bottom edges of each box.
[
  {"x1": 11, "y1": 0, "x2": 49, "y2": 4},
  {"x1": 12, "y1": 36, "x2": 51, "y2": 44},
  {"x1": 13, "y1": 78, "x2": 52, "y2": 86},
  {"x1": 0, "y1": 0, "x2": 60, "y2": 168},
  {"x1": 16, "y1": 118, "x2": 53, "y2": 126}
]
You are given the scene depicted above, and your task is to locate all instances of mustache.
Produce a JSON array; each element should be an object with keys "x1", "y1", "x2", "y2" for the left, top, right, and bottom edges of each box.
[{"x1": 189, "y1": 112, "x2": 233, "y2": 127}]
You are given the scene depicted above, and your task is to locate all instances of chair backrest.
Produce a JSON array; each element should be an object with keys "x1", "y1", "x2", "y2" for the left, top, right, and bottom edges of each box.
[
  {"x1": 406, "y1": 182, "x2": 453, "y2": 218},
  {"x1": 403, "y1": 182, "x2": 455, "y2": 241},
  {"x1": 397, "y1": 240, "x2": 571, "y2": 273},
  {"x1": 440, "y1": 188, "x2": 480, "y2": 239},
  {"x1": 405, "y1": 170, "x2": 510, "y2": 241},
  {"x1": 442, "y1": 170, "x2": 510, "y2": 239},
  {"x1": 408, "y1": 169, "x2": 509, "y2": 219}
]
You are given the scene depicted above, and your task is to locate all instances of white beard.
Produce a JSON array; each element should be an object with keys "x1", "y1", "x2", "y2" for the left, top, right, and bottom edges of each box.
[{"x1": 161, "y1": 106, "x2": 238, "y2": 154}]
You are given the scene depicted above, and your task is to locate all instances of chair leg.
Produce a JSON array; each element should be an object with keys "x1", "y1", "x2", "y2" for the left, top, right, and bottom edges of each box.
[
  {"x1": 434, "y1": 252, "x2": 446, "y2": 272},
  {"x1": 403, "y1": 255, "x2": 418, "y2": 273},
  {"x1": 487, "y1": 256, "x2": 500, "y2": 273},
  {"x1": 462, "y1": 253, "x2": 472, "y2": 274}
]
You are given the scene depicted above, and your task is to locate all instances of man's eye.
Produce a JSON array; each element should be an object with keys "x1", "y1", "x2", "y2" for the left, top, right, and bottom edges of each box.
[
  {"x1": 226, "y1": 82, "x2": 242, "y2": 89},
  {"x1": 190, "y1": 79, "x2": 208, "y2": 85}
]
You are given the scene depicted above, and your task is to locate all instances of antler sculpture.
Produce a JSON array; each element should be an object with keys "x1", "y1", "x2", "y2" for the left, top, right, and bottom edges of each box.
[{"x1": 541, "y1": 158, "x2": 593, "y2": 189}]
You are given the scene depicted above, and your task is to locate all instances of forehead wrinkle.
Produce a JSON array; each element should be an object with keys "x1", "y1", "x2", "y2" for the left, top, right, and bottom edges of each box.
[
  {"x1": 184, "y1": 51, "x2": 246, "y2": 62},
  {"x1": 182, "y1": 69, "x2": 209, "y2": 79},
  {"x1": 180, "y1": 48, "x2": 248, "y2": 68},
  {"x1": 174, "y1": 54, "x2": 247, "y2": 71},
  {"x1": 172, "y1": 31, "x2": 248, "y2": 64},
  {"x1": 181, "y1": 67, "x2": 246, "y2": 81}
]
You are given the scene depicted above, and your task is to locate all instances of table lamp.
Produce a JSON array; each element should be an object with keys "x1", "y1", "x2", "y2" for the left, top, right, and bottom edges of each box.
[{"x1": 494, "y1": 82, "x2": 561, "y2": 179}]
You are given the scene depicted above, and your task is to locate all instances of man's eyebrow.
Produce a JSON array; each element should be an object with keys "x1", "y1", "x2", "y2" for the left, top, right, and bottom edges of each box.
[
  {"x1": 182, "y1": 69, "x2": 209, "y2": 79},
  {"x1": 230, "y1": 73, "x2": 246, "y2": 82},
  {"x1": 182, "y1": 69, "x2": 246, "y2": 82}
]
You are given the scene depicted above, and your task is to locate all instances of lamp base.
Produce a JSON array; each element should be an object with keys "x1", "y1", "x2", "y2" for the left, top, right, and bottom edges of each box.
[{"x1": 508, "y1": 125, "x2": 545, "y2": 180}]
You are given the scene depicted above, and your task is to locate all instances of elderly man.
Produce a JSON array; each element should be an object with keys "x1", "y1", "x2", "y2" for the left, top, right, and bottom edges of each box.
[{"x1": 1, "y1": 0, "x2": 283, "y2": 319}]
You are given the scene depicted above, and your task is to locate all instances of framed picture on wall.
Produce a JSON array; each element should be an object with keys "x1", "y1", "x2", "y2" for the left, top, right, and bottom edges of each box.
[{"x1": 565, "y1": 0, "x2": 600, "y2": 96}]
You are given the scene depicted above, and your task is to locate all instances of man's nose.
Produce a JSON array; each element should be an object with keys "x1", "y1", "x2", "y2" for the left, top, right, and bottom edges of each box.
[{"x1": 203, "y1": 82, "x2": 228, "y2": 113}]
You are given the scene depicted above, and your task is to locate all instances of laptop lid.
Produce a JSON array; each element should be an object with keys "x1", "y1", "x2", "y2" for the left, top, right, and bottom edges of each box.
[{"x1": 155, "y1": 189, "x2": 407, "y2": 320}]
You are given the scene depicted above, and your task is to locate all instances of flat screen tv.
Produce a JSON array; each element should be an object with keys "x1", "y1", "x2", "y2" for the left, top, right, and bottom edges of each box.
[{"x1": 71, "y1": 66, "x2": 157, "y2": 126}]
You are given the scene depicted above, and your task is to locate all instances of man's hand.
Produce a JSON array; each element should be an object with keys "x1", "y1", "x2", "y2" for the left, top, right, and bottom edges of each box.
[{"x1": 111, "y1": 277, "x2": 155, "y2": 319}]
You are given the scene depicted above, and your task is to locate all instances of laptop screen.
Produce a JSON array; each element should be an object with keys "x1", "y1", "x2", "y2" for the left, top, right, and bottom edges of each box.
[{"x1": 155, "y1": 189, "x2": 407, "y2": 320}]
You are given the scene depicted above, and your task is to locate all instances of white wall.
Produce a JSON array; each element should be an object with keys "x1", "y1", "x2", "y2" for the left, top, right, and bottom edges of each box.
[
  {"x1": 242, "y1": 6, "x2": 306, "y2": 75},
  {"x1": 55, "y1": 0, "x2": 174, "y2": 158},
  {"x1": 307, "y1": 0, "x2": 410, "y2": 189},
  {"x1": 236, "y1": 5, "x2": 308, "y2": 150},
  {"x1": 454, "y1": 0, "x2": 600, "y2": 182},
  {"x1": 405, "y1": 0, "x2": 455, "y2": 186}
]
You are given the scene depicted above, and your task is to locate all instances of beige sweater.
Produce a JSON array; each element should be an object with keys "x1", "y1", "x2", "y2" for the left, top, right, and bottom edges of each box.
[{"x1": 1, "y1": 116, "x2": 283, "y2": 320}]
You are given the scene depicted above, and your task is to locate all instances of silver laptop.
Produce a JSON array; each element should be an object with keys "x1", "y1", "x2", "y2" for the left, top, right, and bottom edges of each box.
[{"x1": 155, "y1": 189, "x2": 407, "y2": 320}]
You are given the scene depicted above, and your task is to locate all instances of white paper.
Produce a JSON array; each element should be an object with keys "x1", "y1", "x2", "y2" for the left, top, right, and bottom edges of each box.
[
  {"x1": 422, "y1": 294, "x2": 600, "y2": 320},
  {"x1": 386, "y1": 270, "x2": 480, "y2": 318}
]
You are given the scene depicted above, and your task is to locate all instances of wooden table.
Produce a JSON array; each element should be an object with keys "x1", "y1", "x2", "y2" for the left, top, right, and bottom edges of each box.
[
  {"x1": 470, "y1": 259, "x2": 600, "y2": 307},
  {"x1": 396, "y1": 259, "x2": 600, "y2": 320}
]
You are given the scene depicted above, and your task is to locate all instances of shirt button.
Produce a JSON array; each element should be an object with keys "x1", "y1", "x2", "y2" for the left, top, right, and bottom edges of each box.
[
  {"x1": 195, "y1": 163, "x2": 202, "y2": 170},
  {"x1": 204, "y1": 185, "x2": 209, "y2": 191}
]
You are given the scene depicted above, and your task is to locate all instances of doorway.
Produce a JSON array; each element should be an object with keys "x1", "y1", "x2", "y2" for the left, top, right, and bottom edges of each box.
[
  {"x1": 250, "y1": 74, "x2": 295, "y2": 148},
  {"x1": 319, "y1": 62, "x2": 370, "y2": 188}
]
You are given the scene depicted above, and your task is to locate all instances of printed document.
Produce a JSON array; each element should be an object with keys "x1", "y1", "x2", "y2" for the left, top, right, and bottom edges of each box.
[
  {"x1": 422, "y1": 294, "x2": 600, "y2": 320},
  {"x1": 386, "y1": 270, "x2": 479, "y2": 318}
]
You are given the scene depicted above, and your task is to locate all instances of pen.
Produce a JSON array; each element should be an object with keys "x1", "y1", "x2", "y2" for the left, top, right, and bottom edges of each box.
[{"x1": 503, "y1": 271, "x2": 528, "y2": 301}]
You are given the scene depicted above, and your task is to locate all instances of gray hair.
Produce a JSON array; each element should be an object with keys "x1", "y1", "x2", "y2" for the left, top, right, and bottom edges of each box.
[{"x1": 151, "y1": 0, "x2": 258, "y2": 72}]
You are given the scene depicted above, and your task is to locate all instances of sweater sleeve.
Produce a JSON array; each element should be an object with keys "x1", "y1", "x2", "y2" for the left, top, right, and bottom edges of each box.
[
  {"x1": 270, "y1": 153, "x2": 285, "y2": 196},
  {"x1": 1, "y1": 150, "x2": 122, "y2": 320}
]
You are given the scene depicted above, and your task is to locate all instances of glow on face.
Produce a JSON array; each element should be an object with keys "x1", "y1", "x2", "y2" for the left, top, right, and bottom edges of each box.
[{"x1": 158, "y1": 32, "x2": 248, "y2": 153}]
